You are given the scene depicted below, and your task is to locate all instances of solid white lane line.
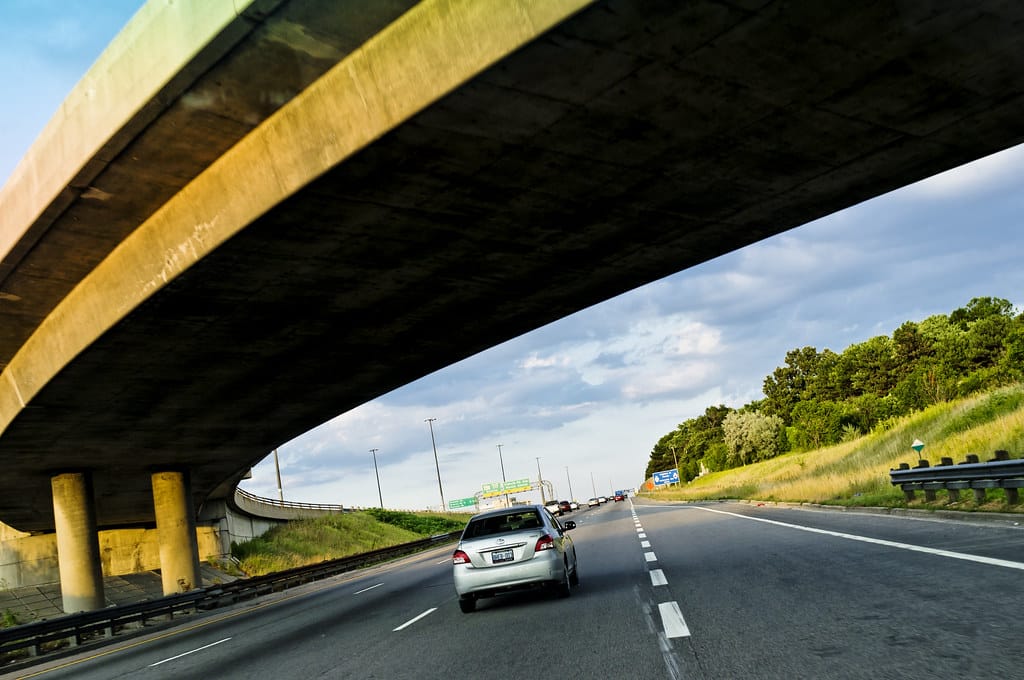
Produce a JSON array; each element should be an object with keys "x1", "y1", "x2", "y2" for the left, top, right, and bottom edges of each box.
[
  {"x1": 650, "y1": 569, "x2": 668, "y2": 586},
  {"x1": 354, "y1": 583, "x2": 384, "y2": 594},
  {"x1": 149, "y1": 638, "x2": 232, "y2": 667},
  {"x1": 659, "y1": 602, "x2": 691, "y2": 638},
  {"x1": 393, "y1": 608, "x2": 437, "y2": 631},
  {"x1": 645, "y1": 551, "x2": 658, "y2": 562},
  {"x1": 436, "y1": 558, "x2": 452, "y2": 564},
  {"x1": 692, "y1": 506, "x2": 1024, "y2": 571},
  {"x1": 641, "y1": 540, "x2": 651, "y2": 548}
]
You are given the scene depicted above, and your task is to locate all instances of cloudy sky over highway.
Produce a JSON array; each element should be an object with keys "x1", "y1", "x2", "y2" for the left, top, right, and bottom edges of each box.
[{"x1": 4, "y1": 2, "x2": 1024, "y2": 510}]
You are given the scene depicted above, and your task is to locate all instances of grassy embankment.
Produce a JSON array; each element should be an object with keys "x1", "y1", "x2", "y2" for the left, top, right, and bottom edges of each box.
[
  {"x1": 231, "y1": 508, "x2": 469, "y2": 576},
  {"x1": 642, "y1": 384, "x2": 1024, "y2": 513}
]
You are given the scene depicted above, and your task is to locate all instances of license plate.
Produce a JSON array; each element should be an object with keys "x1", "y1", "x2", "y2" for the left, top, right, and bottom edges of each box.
[{"x1": 491, "y1": 549, "x2": 514, "y2": 564}]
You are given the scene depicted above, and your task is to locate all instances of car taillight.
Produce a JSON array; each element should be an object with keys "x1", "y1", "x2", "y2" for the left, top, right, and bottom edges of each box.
[
  {"x1": 452, "y1": 549, "x2": 471, "y2": 564},
  {"x1": 534, "y1": 534, "x2": 555, "y2": 552}
]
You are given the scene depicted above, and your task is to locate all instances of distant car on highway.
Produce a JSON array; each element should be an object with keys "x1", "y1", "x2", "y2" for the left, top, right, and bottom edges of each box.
[
  {"x1": 588, "y1": 497, "x2": 600, "y2": 507},
  {"x1": 613, "y1": 493, "x2": 624, "y2": 502},
  {"x1": 544, "y1": 500, "x2": 563, "y2": 516},
  {"x1": 569, "y1": 500, "x2": 579, "y2": 511},
  {"x1": 452, "y1": 505, "x2": 578, "y2": 613},
  {"x1": 558, "y1": 500, "x2": 572, "y2": 514}
]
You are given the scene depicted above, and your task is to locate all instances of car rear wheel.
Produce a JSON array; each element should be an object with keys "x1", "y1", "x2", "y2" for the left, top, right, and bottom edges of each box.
[
  {"x1": 459, "y1": 596, "x2": 476, "y2": 613},
  {"x1": 555, "y1": 561, "x2": 572, "y2": 598}
]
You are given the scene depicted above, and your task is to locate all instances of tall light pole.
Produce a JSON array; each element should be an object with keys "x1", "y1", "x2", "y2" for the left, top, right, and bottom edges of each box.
[
  {"x1": 670, "y1": 445, "x2": 680, "y2": 487},
  {"x1": 497, "y1": 444, "x2": 509, "y2": 507},
  {"x1": 426, "y1": 418, "x2": 445, "y2": 511},
  {"x1": 565, "y1": 466, "x2": 574, "y2": 501},
  {"x1": 273, "y1": 448, "x2": 284, "y2": 502},
  {"x1": 536, "y1": 456, "x2": 545, "y2": 503},
  {"x1": 369, "y1": 448, "x2": 383, "y2": 509},
  {"x1": 590, "y1": 471, "x2": 597, "y2": 497}
]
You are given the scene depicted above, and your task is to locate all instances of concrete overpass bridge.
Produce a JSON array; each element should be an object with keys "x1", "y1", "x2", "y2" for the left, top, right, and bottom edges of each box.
[{"x1": 3, "y1": 0, "x2": 1024, "y2": 611}]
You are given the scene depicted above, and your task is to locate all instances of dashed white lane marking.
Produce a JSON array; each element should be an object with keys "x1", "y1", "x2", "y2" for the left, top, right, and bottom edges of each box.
[
  {"x1": 659, "y1": 602, "x2": 691, "y2": 638},
  {"x1": 393, "y1": 608, "x2": 437, "y2": 631},
  {"x1": 354, "y1": 583, "x2": 383, "y2": 594},
  {"x1": 636, "y1": 528, "x2": 644, "y2": 533},
  {"x1": 650, "y1": 569, "x2": 668, "y2": 586},
  {"x1": 639, "y1": 533, "x2": 647, "y2": 539},
  {"x1": 644, "y1": 551, "x2": 658, "y2": 562},
  {"x1": 437, "y1": 558, "x2": 452, "y2": 564},
  {"x1": 641, "y1": 540, "x2": 651, "y2": 548},
  {"x1": 149, "y1": 638, "x2": 232, "y2": 667},
  {"x1": 691, "y1": 505, "x2": 1024, "y2": 571}
]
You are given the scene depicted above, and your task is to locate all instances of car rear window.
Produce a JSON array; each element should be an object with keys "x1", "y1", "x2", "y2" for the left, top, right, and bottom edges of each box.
[{"x1": 464, "y1": 511, "x2": 543, "y2": 538}]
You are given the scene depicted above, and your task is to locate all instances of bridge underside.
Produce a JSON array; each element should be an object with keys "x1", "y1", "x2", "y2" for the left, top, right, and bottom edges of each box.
[{"x1": 3, "y1": 1, "x2": 1024, "y2": 531}]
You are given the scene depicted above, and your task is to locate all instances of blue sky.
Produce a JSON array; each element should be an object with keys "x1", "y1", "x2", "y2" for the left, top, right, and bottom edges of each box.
[{"x1": 4, "y1": 2, "x2": 1024, "y2": 511}]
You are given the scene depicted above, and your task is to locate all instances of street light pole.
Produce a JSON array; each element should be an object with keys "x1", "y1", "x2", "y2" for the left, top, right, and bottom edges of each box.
[
  {"x1": 426, "y1": 418, "x2": 445, "y2": 511},
  {"x1": 565, "y1": 466, "x2": 574, "y2": 501},
  {"x1": 273, "y1": 448, "x2": 284, "y2": 502},
  {"x1": 590, "y1": 471, "x2": 597, "y2": 497},
  {"x1": 498, "y1": 444, "x2": 509, "y2": 508},
  {"x1": 670, "y1": 445, "x2": 680, "y2": 487},
  {"x1": 370, "y1": 448, "x2": 383, "y2": 509},
  {"x1": 536, "y1": 457, "x2": 545, "y2": 504}
]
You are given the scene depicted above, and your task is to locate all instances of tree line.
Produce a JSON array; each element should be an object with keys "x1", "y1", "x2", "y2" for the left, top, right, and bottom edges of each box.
[{"x1": 644, "y1": 297, "x2": 1024, "y2": 481}]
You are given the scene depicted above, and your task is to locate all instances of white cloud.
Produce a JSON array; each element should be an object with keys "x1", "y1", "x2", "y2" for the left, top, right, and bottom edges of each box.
[{"x1": 899, "y1": 144, "x2": 1024, "y2": 200}]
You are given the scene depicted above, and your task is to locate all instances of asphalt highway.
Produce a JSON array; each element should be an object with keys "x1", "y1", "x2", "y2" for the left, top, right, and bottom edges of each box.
[{"x1": 10, "y1": 499, "x2": 1024, "y2": 679}]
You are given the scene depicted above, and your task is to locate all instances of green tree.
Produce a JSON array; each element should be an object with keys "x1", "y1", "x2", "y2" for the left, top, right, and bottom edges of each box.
[
  {"x1": 722, "y1": 410, "x2": 786, "y2": 465},
  {"x1": 789, "y1": 399, "x2": 844, "y2": 450},
  {"x1": 762, "y1": 347, "x2": 821, "y2": 424}
]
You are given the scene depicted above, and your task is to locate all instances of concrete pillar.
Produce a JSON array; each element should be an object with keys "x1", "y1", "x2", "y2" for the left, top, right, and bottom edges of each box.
[
  {"x1": 51, "y1": 472, "x2": 105, "y2": 612},
  {"x1": 152, "y1": 470, "x2": 201, "y2": 595}
]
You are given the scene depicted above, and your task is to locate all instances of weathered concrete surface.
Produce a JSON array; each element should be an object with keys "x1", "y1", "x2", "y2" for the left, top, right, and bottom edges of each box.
[
  {"x1": 152, "y1": 471, "x2": 202, "y2": 594},
  {"x1": 2, "y1": 0, "x2": 1024, "y2": 531},
  {"x1": 0, "y1": 525, "x2": 223, "y2": 591},
  {"x1": 51, "y1": 472, "x2": 105, "y2": 612}
]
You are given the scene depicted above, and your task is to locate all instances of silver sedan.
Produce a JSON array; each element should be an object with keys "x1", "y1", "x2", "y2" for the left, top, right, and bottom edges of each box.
[{"x1": 452, "y1": 505, "x2": 578, "y2": 613}]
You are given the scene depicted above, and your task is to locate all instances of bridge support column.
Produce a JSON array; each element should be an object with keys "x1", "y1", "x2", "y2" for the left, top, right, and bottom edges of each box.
[
  {"x1": 51, "y1": 472, "x2": 105, "y2": 613},
  {"x1": 152, "y1": 470, "x2": 201, "y2": 594}
]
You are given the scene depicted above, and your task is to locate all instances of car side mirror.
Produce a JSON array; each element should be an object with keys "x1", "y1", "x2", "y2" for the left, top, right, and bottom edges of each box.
[{"x1": 563, "y1": 520, "x2": 576, "y2": 530}]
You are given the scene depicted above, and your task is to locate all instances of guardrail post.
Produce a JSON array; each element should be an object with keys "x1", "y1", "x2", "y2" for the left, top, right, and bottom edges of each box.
[
  {"x1": 1007, "y1": 487, "x2": 1020, "y2": 504},
  {"x1": 914, "y1": 460, "x2": 930, "y2": 501},
  {"x1": 962, "y1": 454, "x2": 979, "y2": 464},
  {"x1": 990, "y1": 450, "x2": 1010, "y2": 461},
  {"x1": 973, "y1": 486, "x2": 987, "y2": 503}
]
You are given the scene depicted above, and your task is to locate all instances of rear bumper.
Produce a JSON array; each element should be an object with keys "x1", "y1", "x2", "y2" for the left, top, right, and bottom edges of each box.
[{"x1": 454, "y1": 551, "x2": 564, "y2": 598}]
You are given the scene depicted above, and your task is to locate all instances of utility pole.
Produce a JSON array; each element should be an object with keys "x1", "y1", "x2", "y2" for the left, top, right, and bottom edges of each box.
[
  {"x1": 498, "y1": 444, "x2": 509, "y2": 507},
  {"x1": 565, "y1": 466, "x2": 574, "y2": 501},
  {"x1": 370, "y1": 448, "x2": 383, "y2": 509},
  {"x1": 590, "y1": 471, "x2": 597, "y2": 497},
  {"x1": 536, "y1": 456, "x2": 545, "y2": 503},
  {"x1": 426, "y1": 418, "x2": 445, "y2": 511},
  {"x1": 670, "y1": 445, "x2": 680, "y2": 487}
]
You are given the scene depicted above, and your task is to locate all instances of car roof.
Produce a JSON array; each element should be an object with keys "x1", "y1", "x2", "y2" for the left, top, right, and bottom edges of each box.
[{"x1": 468, "y1": 504, "x2": 546, "y2": 520}]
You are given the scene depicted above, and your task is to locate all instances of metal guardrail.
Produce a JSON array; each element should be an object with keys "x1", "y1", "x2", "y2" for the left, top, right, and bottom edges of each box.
[
  {"x1": 0, "y1": 531, "x2": 461, "y2": 663},
  {"x1": 889, "y1": 450, "x2": 1024, "y2": 503},
  {"x1": 234, "y1": 487, "x2": 347, "y2": 512}
]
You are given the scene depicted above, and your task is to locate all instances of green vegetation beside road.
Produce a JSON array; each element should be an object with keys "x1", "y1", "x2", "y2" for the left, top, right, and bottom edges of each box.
[
  {"x1": 231, "y1": 509, "x2": 468, "y2": 576},
  {"x1": 646, "y1": 297, "x2": 1024, "y2": 483},
  {"x1": 642, "y1": 384, "x2": 1024, "y2": 512}
]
